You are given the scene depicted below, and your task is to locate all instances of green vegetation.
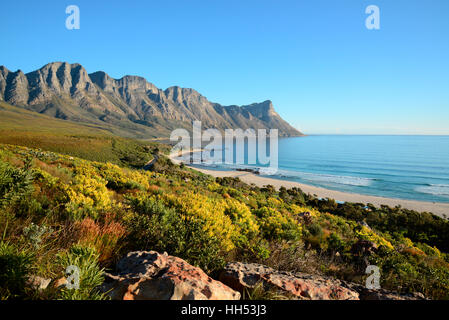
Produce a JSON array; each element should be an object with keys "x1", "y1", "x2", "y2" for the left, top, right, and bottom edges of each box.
[
  {"x1": 0, "y1": 101, "x2": 167, "y2": 168},
  {"x1": 57, "y1": 245, "x2": 106, "y2": 300},
  {"x1": 125, "y1": 196, "x2": 225, "y2": 274},
  {"x1": 242, "y1": 281, "x2": 292, "y2": 300},
  {"x1": 309, "y1": 199, "x2": 449, "y2": 252},
  {"x1": 0, "y1": 242, "x2": 34, "y2": 299},
  {"x1": 1, "y1": 141, "x2": 449, "y2": 300}
]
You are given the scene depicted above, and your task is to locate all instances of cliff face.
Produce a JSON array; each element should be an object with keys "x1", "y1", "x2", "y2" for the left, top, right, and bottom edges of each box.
[{"x1": 0, "y1": 62, "x2": 303, "y2": 138}]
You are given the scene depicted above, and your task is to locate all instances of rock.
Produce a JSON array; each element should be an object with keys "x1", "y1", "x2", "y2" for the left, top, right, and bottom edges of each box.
[
  {"x1": 345, "y1": 283, "x2": 427, "y2": 300},
  {"x1": 53, "y1": 277, "x2": 67, "y2": 288},
  {"x1": 219, "y1": 262, "x2": 359, "y2": 300},
  {"x1": 359, "y1": 288, "x2": 427, "y2": 300},
  {"x1": 101, "y1": 251, "x2": 240, "y2": 300},
  {"x1": 351, "y1": 240, "x2": 378, "y2": 256},
  {"x1": 27, "y1": 275, "x2": 51, "y2": 291},
  {"x1": 219, "y1": 262, "x2": 427, "y2": 301}
]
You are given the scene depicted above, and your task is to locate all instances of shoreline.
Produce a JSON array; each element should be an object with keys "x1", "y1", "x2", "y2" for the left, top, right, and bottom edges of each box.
[{"x1": 169, "y1": 150, "x2": 449, "y2": 218}]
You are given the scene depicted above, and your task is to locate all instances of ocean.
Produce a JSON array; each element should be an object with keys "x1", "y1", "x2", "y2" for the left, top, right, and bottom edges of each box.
[{"x1": 180, "y1": 135, "x2": 449, "y2": 203}]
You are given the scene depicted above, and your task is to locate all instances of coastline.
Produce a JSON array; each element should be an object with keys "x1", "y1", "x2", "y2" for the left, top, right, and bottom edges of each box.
[{"x1": 169, "y1": 150, "x2": 449, "y2": 218}]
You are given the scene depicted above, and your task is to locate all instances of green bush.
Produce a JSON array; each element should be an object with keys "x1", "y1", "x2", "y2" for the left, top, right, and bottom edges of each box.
[
  {"x1": 311, "y1": 199, "x2": 449, "y2": 252},
  {"x1": 0, "y1": 241, "x2": 34, "y2": 299},
  {"x1": 327, "y1": 232, "x2": 346, "y2": 253},
  {"x1": 126, "y1": 196, "x2": 225, "y2": 274},
  {"x1": 242, "y1": 281, "x2": 291, "y2": 300},
  {"x1": 307, "y1": 223, "x2": 323, "y2": 237},
  {"x1": 0, "y1": 159, "x2": 34, "y2": 210},
  {"x1": 253, "y1": 206, "x2": 302, "y2": 241},
  {"x1": 57, "y1": 245, "x2": 107, "y2": 300},
  {"x1": 23, "y1": 223, "x2": 52, "y2": 249}
]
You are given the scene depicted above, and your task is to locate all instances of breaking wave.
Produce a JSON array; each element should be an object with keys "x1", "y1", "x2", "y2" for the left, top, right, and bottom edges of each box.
[
  {"x1": 415, "y1": 184, "x2": 449, "y2": 197},
  {"x1": 263, "y1": 169, "x2": 374, "y2": 187}
]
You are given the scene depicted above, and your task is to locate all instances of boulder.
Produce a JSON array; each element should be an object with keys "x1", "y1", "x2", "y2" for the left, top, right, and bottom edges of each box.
[
  {"x1": 101, "y1": 251, "x2": 240, "y2": 300},
  {"x1": 27, "y1": 275, "x2": 51, "y2": 291},
  {"x1": 219, "y1": 262, "x2": 426, "y2": 301},
  {"x1": 219, "y1": 262, "x2": 359, "y2": 300},
  {"x1": 53, "y1": 277, "x2": 67, "y2": 289},
  {"x1": 345, "y1": 283, "x2": 427, "y2": 300},
  {"x1": 358, "y1": 288, "x2": 427, "y2": 300}
]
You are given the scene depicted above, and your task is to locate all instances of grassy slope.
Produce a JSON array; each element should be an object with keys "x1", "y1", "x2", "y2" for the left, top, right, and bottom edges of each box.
[{"x1": 0, "y1": 101, "x2": 160, "y2": 167}]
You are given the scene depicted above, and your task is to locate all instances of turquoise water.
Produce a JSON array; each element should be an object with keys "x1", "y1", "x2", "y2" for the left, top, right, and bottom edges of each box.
[{"x1": 183, "y1": 135, "x2": 449, "y2": 203}]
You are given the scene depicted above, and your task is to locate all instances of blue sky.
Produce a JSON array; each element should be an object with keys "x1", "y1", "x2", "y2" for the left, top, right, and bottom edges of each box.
[{"x1": 1, "y1": 0, "x2": 448, "y2": 134}]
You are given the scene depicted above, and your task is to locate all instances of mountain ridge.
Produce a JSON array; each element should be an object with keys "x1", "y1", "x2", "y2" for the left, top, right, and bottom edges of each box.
[{"x1": 0, "y1": 62, "x2": 303, "y2": 138}]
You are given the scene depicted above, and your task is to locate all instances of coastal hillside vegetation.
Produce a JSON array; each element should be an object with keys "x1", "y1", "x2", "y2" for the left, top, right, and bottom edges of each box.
[
  {"x1": 0, "y1": 102, "x2": 171, "y2": 168},
  {"x1": 1, "y1": 140, "x2": 449, "y2": 300}
]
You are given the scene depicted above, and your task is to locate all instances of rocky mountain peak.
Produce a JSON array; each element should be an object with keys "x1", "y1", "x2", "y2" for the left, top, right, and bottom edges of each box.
[
  {"x1": 0, "y1": 65, "x2": 9, "y2": 74},
  {"x1": 88, "y1": 71, "x2": 110, "y2": 89},
  {"x1": 164, "y1": 86, "x2": 204, "y2": 104},
  {"x1": 0, "y1": 62, "x2": 303, "y2": 138},
  {"x1": 90, "y1": 71, "x2": 157, "y2": 95}
]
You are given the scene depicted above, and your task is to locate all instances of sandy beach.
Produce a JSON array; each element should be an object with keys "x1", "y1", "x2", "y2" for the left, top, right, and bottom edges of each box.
[{"x1": 169, "y1": 150, "x2": 449, "y2": 218}]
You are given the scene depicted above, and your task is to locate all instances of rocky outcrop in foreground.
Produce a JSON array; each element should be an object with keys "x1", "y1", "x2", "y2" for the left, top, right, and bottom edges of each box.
[
  {"x1": 101, "y1": 251, "x2": 240, "y2": 300},
  {"x1": 219, "y1": 262, "x2": 427, "y2": 300},
  {"x1": 100, "y1": 251, "x2": 426, "y2": 300},
  {"x1": 219, "y1": 262, "x2": 359, "y2": 300}
]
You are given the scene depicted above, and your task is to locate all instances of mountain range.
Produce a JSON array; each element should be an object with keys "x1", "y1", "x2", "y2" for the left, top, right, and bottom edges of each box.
[{"x1": 0, "y1": 62, "x2": 302, "y2": 139}]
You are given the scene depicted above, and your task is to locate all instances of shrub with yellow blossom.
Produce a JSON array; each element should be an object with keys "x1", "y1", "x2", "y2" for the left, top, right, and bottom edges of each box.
[
  {"x1": 355, "y1": 226, "x2": 394, "y2": 250},
  {"x1": 162, "y1": 191, "x2": 237, "y2": 251},
  {"x1": 254, "y1": 206, "x2": 302, "y2": 241},
  {"x1": 64, "y1": 165, "x2": 112, "y2": 220}
]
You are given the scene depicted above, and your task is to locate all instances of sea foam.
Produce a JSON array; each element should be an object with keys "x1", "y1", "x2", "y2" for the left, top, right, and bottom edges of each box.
[
  {"x1": 415, "y1": 184, "x2": 449, "y2": 197},
  {"x1": 268, "y1": 170, "x2": 374, "y2": 187}
]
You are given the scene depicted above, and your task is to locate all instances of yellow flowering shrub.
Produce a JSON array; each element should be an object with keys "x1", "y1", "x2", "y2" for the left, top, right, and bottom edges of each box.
[
  {"x1": 162, "y1": 191, "x2": 237, "y2": 251},
  {"x1": 64, "y1": 164, "x2": 112, "y2": 220},
  {"x1": 95, "y1": 162, "x2": 150, "y2": 191},
  {"x1": 207, "y1": 182, "x2": 221, "y2": 192},
  {"x1": 416, "y1": 242, "x2": 442, "y2": 258},
  {"x1": 401, "y1": 238, "x2": 435, "y2": 257},
  {"x1": 254, "y1": 206, "x2": 302, "y2": 240},
  {"x1": 291, "y1": 204, "x2": 320, "y2": 217},
  {"x1": 267, "y1": 197, "x2": 282, "y2": 207},
  {"x1": 403, "y1": 237, "x2": 414, "y2": 247},
  {"x1": 32, "y1": 167, "x2": 59, "y2": 188},
  {"x1": 355, "y1": 226, "x2": 394, "y2": 250},
  {"x1": 223, "y1": 198, "x2": 260, "y2": 239}
]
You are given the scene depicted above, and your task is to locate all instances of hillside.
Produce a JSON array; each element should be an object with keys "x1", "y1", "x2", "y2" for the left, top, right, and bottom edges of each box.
[
  {"x1": 1, "y1": 102, "x2": 449, "y2": 300},
  {"x1": 0, "y1": 101, "x2": 163, "y2": 167},
  {"x1": 0, "y1": 62, "x2": 303, "y2": 138},
  {"x1": 1, "y1": 141, "x2": 449, "y2": 300},
  {"x1": 1, "y1": 88, "x2": 448, "y2": 301}
]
